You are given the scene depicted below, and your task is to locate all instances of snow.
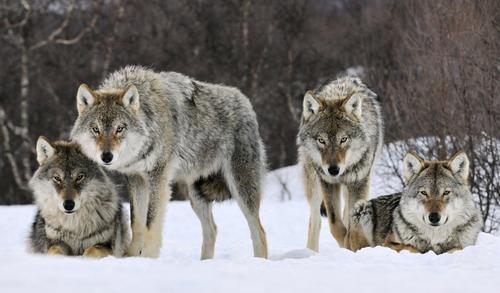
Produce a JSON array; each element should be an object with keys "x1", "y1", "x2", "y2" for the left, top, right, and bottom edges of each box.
[{"x1": 0, "y1": 165, "x2": 499, "y2": 293}]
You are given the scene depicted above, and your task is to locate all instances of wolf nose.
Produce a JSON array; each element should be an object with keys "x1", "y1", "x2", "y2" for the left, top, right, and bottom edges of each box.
[
  {"x1": 327, "y1": 165, "x2": 340, "y2": 176},
  {"x1": 63, "y1": 200, "x2": 75, "y2": 212},
  {"x1": 429, "y1": 212, "x2": 441, "y2": 225},
  {"x1": 101, "y1": 152, "x2": 113, "y2": 164}
]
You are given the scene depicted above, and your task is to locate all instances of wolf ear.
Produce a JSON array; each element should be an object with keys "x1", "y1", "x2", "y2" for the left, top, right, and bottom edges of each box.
[
  {"x1": 343, "y1": 93, "x2": 363, "y2": 122},
  {"x1": 448, "y1": 151, "x2": 469, "y2": 181},
  {"x1": 302, "y1": 91, "x2": 321, "y2": 120},
  {"x1": 76, "y1": 84, "x2": 95, "y2": 114},
  {"x1": 36, "y1": 136, "x2": 55, "y2": 166},
  {"x1": 403, "y1": 151, "x2": 425, "y2": 183},
  {"x1": 122, "y1": 85, "x2": 140, "y2": 112}
]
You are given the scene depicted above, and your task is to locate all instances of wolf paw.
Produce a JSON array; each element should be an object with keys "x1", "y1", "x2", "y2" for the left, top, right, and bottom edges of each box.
[
  {"x1": 47, "y1": 245, "x2": 67, "y2": 256},
  {"x1": 127, "y1": 240, "x2": 144, "y2": 257},
  {"x1": 352, "y1": 200, "x2": 373, "y2": 221},
  {"x1": 83, "y1": 246, "x2": 112, "y2": 259},
  {"x1": 351, "y1": 200, "x2": 373, "y2": 230}
]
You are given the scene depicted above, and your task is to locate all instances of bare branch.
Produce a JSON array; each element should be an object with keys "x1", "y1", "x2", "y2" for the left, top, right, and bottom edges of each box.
[{"x1": 0, "y1": 107, "x2": 30, "y2": 191}]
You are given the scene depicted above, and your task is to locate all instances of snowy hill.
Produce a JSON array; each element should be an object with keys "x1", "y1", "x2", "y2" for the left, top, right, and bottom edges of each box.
[{"x1": 1, "y1": 165, "x2": 499, "y2": 293}]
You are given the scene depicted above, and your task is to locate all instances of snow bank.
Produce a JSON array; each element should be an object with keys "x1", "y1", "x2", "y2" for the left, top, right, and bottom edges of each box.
[{"x1": 0, "y1": 200, "x2": 499, "y2": 293}]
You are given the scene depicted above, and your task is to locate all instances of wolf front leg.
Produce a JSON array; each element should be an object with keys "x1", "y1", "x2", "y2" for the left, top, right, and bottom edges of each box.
[
  {"x1": 321, "y1": 181, "x2": 347, "y2": 247},
  {"x1": 142, "y1": 167, "x2": 171, "y2": 258},
  {"x1": 304, "y1": 168, "x2": 322, "y2": 252},
  {"x1": 343, "y1": 178, "x2": 370, "y2": 230},
  {"x1": 344, "y1": 199, "x2": 373, "y2": 251},
  {"x1": 47, "y1": 244, "x2": 71, "y2": 256},
  {"x1": 127, "y1": 174, "x2": 149, "y2": 257},
  {"x1": 83, "y1": 245, "x2": 112, "y2": 258}
]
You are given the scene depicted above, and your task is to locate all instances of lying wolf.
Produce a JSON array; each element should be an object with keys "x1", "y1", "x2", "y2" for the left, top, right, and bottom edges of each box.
[
  {"x1": 71, "y1": 66, "x2": 268, "y2": 259},
  {"x1": 28, "y1": 137, "x2": 130, "y2": 257},
  {"x1": 347, "y1": 151, "x2": 483, "y2": 254}
]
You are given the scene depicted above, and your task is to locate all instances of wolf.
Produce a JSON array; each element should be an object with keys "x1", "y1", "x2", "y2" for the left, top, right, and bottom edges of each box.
[
  {"x1": 71, "y1": 66, "x2": 268, "y2": 259},
  {"x1": 28, "y1": 137, "x2": 130, "y2": 257},
  {"x1": 297, "y1": 76, "x2": 383, "y2": 251},
  {"x1": 347, "y1": 151, "x2": 483, "y2": 254}
]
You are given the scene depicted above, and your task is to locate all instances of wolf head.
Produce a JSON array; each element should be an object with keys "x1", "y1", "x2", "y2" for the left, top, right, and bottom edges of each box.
[
  {"x1": 29, "y1": 137, "x2": 111, "y2": 215},
  {"x1": 70, "y1": 84, "x2": 148, "y2": 169},
  {"x1": 297, "y1": 78, "x2": 372, "y2": 180},
  {"x1": 400, "y1": 151, "x2": 475, "y2": 229}
]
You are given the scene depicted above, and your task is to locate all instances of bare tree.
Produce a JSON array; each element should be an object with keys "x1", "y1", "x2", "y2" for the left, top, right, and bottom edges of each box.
[{"x1": 0, "y1": 0, "x2": 98, "y2": 196}]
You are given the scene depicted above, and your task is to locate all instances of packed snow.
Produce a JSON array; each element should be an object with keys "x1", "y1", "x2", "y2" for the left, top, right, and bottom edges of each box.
[{"x1": 0, "y1": 164, "x2": 499, "y2": 293}]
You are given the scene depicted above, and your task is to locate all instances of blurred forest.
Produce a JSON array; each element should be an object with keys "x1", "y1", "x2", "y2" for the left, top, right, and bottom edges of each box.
[{"x1": 0, "y1": 0, "x2": 499, "y2": 229}]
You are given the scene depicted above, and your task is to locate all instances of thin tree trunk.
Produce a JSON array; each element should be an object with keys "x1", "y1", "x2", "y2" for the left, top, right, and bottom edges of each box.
[{"x1": 20, "y1": 48, "x2": 32, "y2": 182}]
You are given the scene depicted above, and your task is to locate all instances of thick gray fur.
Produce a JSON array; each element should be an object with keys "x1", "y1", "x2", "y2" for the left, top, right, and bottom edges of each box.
[
  {"x1": 28, "y1": 140, "x2": 130, "y2": 257},
  {"x1": 298, "y1": 76, "x2": 383, "y2": 251},
  {"x1": 71, "y1": 66, "x2": 268, "y2": 259}
]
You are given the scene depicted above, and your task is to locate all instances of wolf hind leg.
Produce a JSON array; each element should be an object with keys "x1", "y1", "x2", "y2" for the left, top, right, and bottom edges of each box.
[
  {"x1": 304, "y1": 169, "x2": 322, "y2": 252},
  {"x1": 189, "y1": 184, "x2": 217, "y2": 260},
  {"x1": 224, "y1": 161, "x2": 268, "y2": 259}
]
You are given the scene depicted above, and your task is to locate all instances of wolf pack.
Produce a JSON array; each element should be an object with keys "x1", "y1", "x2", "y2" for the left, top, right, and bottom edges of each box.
[{"x1": 27, "y1": 66, "x2": 482, "y2": 259}]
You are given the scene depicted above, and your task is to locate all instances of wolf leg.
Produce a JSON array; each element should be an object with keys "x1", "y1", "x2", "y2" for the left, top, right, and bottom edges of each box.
[
  {"x1": 127, "y1": 174, "x2": 149, "y2": 257},
  {"x1": 343, "y1": 178, "x2": 370, "y2": 230},
  {"x1": 304, "y1": 167, "x2": 322, "y2": 252},
  {"x1": 143, "y1": 169, "x2": 171, "y2": 258},
  {"x1": 446, "y1": 247, "x2": 463, "y2": 254},
  {"x1": 384, "y1": 233, "x2": 420, "y2": 253},
  {"x1": 224, "y1": 161, "x2": 268, "y2": 259},
  {"x1": 345, "y1": 200, "x2": 373, "y2": 251},
  {"x1": 189, "y1": 185, "x2": 217, "y2": 260},
  {"x1": 83, "y1": 245, "x2": 112, "y2": 258},
  {"x1": 321, "y1": 182, "x2": 347, "y2": 247},
  {"x1": 47, "y1": 244, "x2": 70, "y2": 256}
]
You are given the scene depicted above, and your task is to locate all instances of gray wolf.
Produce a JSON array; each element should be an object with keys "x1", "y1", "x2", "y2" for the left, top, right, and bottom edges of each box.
[
  {"x1": 28, "y1": 137, "x2": 130, "y2": 257},
  {"x1": 71, "y1": 66, "x2": 268, "y2": 259},
  {"x1": 297, "y1": 76, "x2": 383, "y2": 251},
  {"x1": 347, "y1": 151, "x2": 483, "y2": 254}
]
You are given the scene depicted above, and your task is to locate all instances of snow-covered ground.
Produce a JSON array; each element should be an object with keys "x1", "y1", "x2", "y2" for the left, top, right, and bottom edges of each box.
[{"x1": 1, "y1": 165, "x2": 499, "y2": 293}]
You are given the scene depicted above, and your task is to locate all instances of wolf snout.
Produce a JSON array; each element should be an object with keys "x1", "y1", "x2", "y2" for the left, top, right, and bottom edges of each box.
[
  {"x1": 101, "y1": 152, "x2": 114, "y2": 164},
  {"x1": 428, "y1": 212, "x2": 441, "y2": 226},
  {"x1": 63, "y1": 200, "x2": 76, "y2": 213},
  {"x1": 327, "y1": 164, "x2": 340, "y2": 176}
]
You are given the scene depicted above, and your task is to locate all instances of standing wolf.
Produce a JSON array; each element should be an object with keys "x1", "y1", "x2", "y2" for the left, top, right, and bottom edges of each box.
[
  {"x1": 29, "y1": 137, "x2": 130, "y2": 257},
  {"x1": 347, "y1": 151, "x2": 483, "y2": 254},
  {"x1": 71, "y1": 66, "x2": 268, "y2": 259},
  {"x1": 297, "y1": 76, "x2": 383, "y2": 251}
]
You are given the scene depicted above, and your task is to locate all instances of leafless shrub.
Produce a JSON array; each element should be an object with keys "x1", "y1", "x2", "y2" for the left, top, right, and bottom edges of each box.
[
  {"x1": 374, "y1": 0, "x2": 500, "y2": 232},
  {"x1": 274, "y1": 174, "x2": 293, "y2": 202}
]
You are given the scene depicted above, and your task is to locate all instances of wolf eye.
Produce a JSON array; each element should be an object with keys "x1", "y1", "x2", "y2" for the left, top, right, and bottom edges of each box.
[
  {"x1": 76, "y1": 174, "x2": 85, "y2": 182},
  {"x1": 340, "y1": 136, "x2": 348, "y2": 143},
  {"x1": 92, "y1": 127, "x2": 100, "y2": 134},
  {"x1": 116, "y1": 124, "x2": 126, "y2": 133},
  {"x1": 443, "y1": 190, "x2": 451, "y2": 196},
  {"x1": 420, "y1": 191, "x2": 428, "y2": 196},
  {"x1": 53, "y1": 176, "x2": 62, "y2": 184},
  {"x1": 317, "y1": 138, "x2": 326, "y2": 145}
]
